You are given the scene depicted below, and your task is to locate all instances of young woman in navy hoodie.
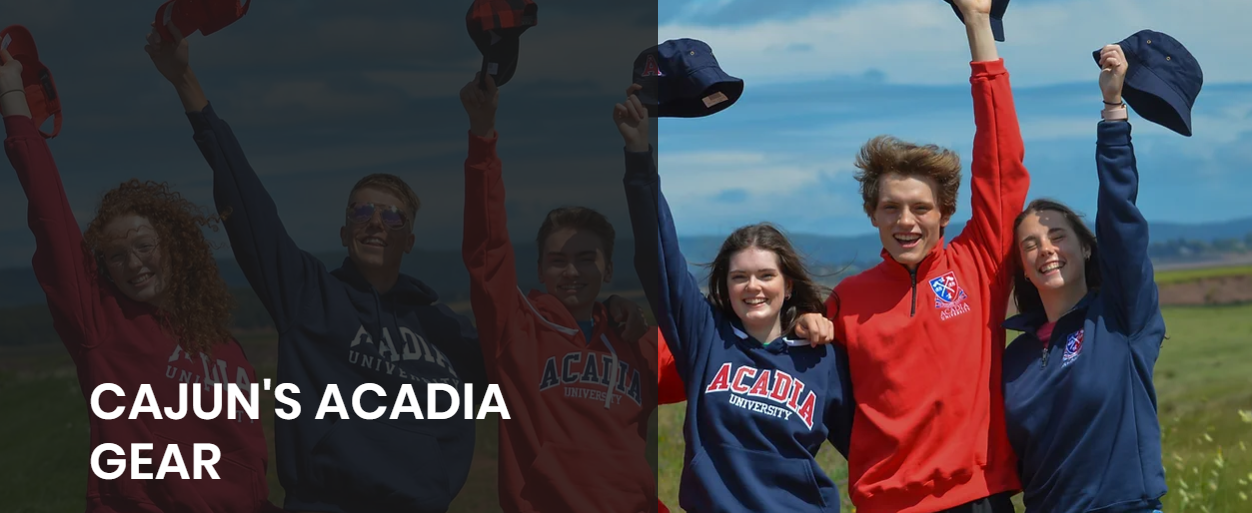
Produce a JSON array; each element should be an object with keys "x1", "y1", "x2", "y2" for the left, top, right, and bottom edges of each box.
[
  {"x1": 2, "y1": 49, "x2": 280, "y2": 512},
  {"x1": 615, "y1": 85, "x2": 855, "y2": 513},
  {"x1": 1001, "y1": 44, "x2": 1167, "y2": 513}
]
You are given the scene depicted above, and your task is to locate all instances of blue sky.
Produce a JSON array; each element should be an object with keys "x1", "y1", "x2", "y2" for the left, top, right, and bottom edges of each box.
[
  {"x1": 0, "y1": 0, "x2": 1248, "y2": 269},
  {"x1": 655, "y1": 0, "x2": 1252, "y2": 237}
]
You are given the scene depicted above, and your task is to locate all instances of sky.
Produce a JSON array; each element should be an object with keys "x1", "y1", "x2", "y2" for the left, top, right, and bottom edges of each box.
[
  {"x1": 0, "y1": 0, "x2": 1249, "y2": 269},
  {"x1": 655, "y1": 0, "x2": 1252, "y2": 238}
]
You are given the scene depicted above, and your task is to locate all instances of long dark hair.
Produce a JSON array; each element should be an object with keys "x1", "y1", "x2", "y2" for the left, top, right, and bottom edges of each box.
[
  {"x1": 707, "y1": 223, "x2": 832, "y2": 337},
  {"x1": 1011, "y1": 199, "x2": 1102, "y2": 315}
]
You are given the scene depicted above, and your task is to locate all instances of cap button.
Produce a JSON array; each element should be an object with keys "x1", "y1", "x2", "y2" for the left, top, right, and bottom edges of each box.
[
  {"x1": 1166, "y1": 56, "x2": 1171, "y2": 61},
  {"x1": 689, "y1": 50, "x2": 695, "y2": 55},
  {"x1": 1146, "y1": 39, "x2": 1152, "y2": 44}
]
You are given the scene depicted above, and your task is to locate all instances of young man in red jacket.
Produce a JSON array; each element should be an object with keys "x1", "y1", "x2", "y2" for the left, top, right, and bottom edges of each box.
[{"x1": 798, "y1": 0, "x2": 1028, "y2": 511}]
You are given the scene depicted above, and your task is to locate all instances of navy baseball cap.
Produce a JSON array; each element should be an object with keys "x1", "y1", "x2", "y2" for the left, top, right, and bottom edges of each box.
[
  {"x1": 466, "y1": 0, "x2": 537, "y2": 87},
  {"x1": 1093, "y1": 30, "x2": 1203, "y2": 137},
  {"x1": 943, "y1": 0, "x2": 1009, "y2": 42},
  {"x1": 632, "y1": 39, "x2": 743, "y2": 118}
]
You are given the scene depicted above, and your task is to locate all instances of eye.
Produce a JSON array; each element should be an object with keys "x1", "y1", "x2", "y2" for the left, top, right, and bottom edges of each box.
[{"x1": 1022, "y1": 242, "x2": 1037, "y2": 252}]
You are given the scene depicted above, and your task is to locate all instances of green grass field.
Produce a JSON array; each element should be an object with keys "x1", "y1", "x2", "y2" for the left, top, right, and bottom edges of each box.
[
  {"x1": 1155, "y1": 265, "x2": 1252, "y2": 285},
  {"x1": 2, "y1": 295, "x2": 1250, "y2": 511}
]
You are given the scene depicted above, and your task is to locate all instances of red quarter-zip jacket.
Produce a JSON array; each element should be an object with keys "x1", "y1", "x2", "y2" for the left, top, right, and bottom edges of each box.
[
  {"x1": 824, "y1": 59, "x2": 1028, "y2": 513},
  {"x1": 462, "y1": 131, "x2": 660, "y2": 513},
  {"x1": 5, "y1": 115, "x2": 279, "y2": 512}
]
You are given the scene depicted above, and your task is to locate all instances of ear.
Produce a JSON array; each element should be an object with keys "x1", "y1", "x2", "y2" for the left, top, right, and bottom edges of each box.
[
  {"x1": 339, "y1": 225, "x2": 350, "y2": 247},
  {"x1": 940, "y1": 213, "x2": 952, "y2": 228},
  {"x1": 603, "y1": 260, "x2": 614, "y2": 284},
  {"x1": 868, "y1": 211, "x2": 879, "y2": 228},
  {"x1": 402, "y1": 232, "x2": 416, "y2": 254}
]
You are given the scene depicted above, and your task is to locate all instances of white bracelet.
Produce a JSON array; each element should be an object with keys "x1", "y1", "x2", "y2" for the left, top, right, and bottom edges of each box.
[{"x1": 0, "y1": 89, "x2": 23, "y2": 100}]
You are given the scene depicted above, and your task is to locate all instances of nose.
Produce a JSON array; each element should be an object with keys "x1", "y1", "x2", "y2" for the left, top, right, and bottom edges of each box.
[
  {"x1": 897, "y1": 209, "x2": 917, "y2": 229},
  {"x1": 560, "y1": 262, "x2": 578, "y2": 278},
  {"x1": 126, "y1": 250, "x2": 145, "y2": 271}
]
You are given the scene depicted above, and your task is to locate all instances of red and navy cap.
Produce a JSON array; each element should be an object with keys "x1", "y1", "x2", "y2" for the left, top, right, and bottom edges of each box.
[
  {"x1": 466, "y1": 0, "x2": 538, "y2": 87},
  {"x1": 1, "y1": 25, "x2": 62, "y2": 138},
  {"x1": 153, "y1": 0, "x2": 251, "y2": 42},
  {"x1": 943, "y1": 0, "x2": 1009, "y2": 42},
  {"x1": 632, "y1": 39, "x2": 743, "y2": 118},
  {"x1": 1093, "y1": 30, "x2": 1203, "y2": 137}
]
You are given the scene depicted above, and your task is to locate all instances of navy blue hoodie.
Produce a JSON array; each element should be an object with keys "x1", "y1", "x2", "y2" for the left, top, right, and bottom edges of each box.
[
  {"x1": 624, "y1": 147, "x2": 855, "y2": 513},
  {"x1": 1003, "y1": 120, "x2": 1167, "y2": 513},
  {"x1": 188, "y1": 104, "x2": 486, "y2": 513}
]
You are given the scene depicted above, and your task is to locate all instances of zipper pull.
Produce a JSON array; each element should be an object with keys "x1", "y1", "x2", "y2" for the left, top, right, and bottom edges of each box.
[{"x1": 1041, "y1": 346, "x2": 1048, "y2": 368}]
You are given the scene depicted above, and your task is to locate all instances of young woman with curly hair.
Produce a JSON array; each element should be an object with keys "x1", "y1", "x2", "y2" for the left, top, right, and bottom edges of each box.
[{"x1": 1, "y1": 48, "x2": 280, "y2": 512}]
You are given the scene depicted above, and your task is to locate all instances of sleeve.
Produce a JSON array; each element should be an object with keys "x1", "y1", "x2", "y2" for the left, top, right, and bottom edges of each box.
[
  {"x1": 1094, "y1": 120, "x2": 1159, "y2": 338},
  {"x1": 823, "y1": 344, "x2": 856, "y2": 459},
  {"x1": 950, "y1": 59, "x2": 1031, "y2": 277},
  {"x1": 623, "y1": 146, "x2": 716, "y2": 379},
  {"x1": 188, "y1": 103, "x2": 325, "y2": 334},
  {"x1": 4, "y1": 115, "x2": 105, "y2": 349},
  {"x1": 460, "y1": 131, "x2": 522, "y2": 358}
]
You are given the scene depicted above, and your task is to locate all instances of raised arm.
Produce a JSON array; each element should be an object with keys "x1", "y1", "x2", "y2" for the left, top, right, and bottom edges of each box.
[
  {"x1": 950, "y1": 0, "x2": 1030, "y2": 272},
  {"x1": 147, "y1": 24, "x2": 323, "y2": 333},
  {"x1": 1093, "y1": 45, "x2": 1159, "y2": 337},
  {"x1": 616, "y1": 86, "x2": 714, "y2": 373},
  {"x1": 459, "y1": 73, "x2": 524, "y2": 354},
  {"x1": 2, "y1": 50, "x2": 103, "y2": 349}
]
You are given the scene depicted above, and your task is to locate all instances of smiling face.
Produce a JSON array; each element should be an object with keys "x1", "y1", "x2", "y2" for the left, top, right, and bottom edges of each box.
[
  {"x1": 340, "y1": 187, "x2": 415, "y2": 272},
  {"x1": 871, "y1": 172, "x2": 950, "y2": 269},
  {"x1": 727, "y1": 246, "x2": 790, "y2": 336},
  {"x1": 100, "y1": 215, "x2": 171, "y2": 306},
  {"x1": 1016, "y1": 209, "x2": 1088, "y2": 294},
  {"x1": 539, "y1": 227, "x2": 611, "y2": 319}
]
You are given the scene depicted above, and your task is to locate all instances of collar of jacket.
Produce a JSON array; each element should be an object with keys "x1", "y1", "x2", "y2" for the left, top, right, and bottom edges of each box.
[
  {"x1": 876, "y1": 236, "x2": 947, "y2": 280},
  {"x1": 331, "y1": 256, "x2": 439, "y2": 305},
  {"x1": 1003, "y1": 290, "x2": 1096, "y2": 335},
  {"x1": 727, "y1": 317, "x2": 803, "y2": 355}
]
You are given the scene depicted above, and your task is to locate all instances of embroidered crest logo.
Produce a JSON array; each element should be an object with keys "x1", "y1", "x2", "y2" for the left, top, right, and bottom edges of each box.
[
  {"x1": 1062, "y1": 329, "x2": 1085, "y2": 366},
  {"x1": 929, "y1": 271, "x2": 972, "y2": 321},
  {"x1": 641, "y1": 54, "x2": 664, "y2": 77}
]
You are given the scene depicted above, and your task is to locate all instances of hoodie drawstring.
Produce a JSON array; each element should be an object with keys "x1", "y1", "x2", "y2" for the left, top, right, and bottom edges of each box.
[{"x1": 600, "y1": 334, "x2": 619, "y2": 410}]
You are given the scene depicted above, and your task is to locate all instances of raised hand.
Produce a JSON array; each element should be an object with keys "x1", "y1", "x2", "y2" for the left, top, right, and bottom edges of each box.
[
  {"x1": 460, "y1": 73, "x2": 499, "y2": 138},
  {"x1": 613, "y1": 84, "x2": 650, "y2": 152},
  {"x1": 0, "y1": 49, "x2": 29, "y2": 118},
  {"x1": 1098, "y1": 44, "x2": 1128, "y2": 104},
  {"x1": 145, "y1": 22, "x2": 192, "y2": 85}
]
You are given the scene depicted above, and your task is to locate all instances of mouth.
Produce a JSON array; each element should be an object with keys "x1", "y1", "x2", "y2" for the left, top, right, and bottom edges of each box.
[
  {"x1": 359, "y1": 237, "x2": 387, "y2": 248},
  {"x1": 1037, "y1": 260, "x2": 1066, "y2": 276},
  {"x1": 743, "y1": 297, "x2": 769, "y2": 309},
  {"x1": 894, "y1": 233, "x2": 923, "y2": 249},
  {"x1": 128, "y1": 272, "x2": 155, "y2": 288},
  {"x1": 558, "y1": 283, "x2": 586, "y2": 294}
]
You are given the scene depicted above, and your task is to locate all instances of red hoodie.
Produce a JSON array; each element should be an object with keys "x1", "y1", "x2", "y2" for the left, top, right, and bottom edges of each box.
[
  {"x1": 824, "y1": 59, "x2": 1028, "y2": 513},
  {"x1": 5, "y1": 115, "x2": 279, "y2": 512},
  {"x1": 462, "y1": 131, "x2": 659, "y2": 513}
]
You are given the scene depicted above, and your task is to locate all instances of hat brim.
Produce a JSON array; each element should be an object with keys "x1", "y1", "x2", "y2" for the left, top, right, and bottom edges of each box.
[
  {"x1": 477, "y1": 31, "x2": 522, "y2": 87},
  {"x1": 1124, "y1": 63, "x2": 1193, "y2": 137},
  {"x1": 658, "y1": 67, "x2": 744, "y2": 118},
  {"x1": 1, "y1": 25, "x2": 39, "y2": 61}
]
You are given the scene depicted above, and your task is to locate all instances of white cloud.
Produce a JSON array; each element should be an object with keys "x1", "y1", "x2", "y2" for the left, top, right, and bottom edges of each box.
[{"x1": 659, "y1": 0, "x2": 1252, "y2": 87}]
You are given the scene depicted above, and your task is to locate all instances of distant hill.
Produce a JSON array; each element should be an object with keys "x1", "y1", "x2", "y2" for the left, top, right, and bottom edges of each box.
[{"x1": 1, "y1": 216, "x2": 1250, "y2": 311}]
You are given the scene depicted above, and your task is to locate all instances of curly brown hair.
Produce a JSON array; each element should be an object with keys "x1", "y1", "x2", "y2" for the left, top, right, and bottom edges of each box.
[
  {"x1": 82, "y1": 180, "x2": 235, "y2": 356},
  {"x1": 854, "y1": 135, "x2": 963, "y2": 222}
]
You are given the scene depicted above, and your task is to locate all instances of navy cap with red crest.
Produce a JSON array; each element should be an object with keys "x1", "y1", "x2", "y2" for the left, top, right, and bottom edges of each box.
[{"x1": 466, "y1": 0, "x2": 538, "y2": 87}]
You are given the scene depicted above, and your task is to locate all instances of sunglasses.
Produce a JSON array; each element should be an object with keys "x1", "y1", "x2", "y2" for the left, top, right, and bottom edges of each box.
[{"x1": 346, "y1": 202, "x2": 410, "y2": 231}]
